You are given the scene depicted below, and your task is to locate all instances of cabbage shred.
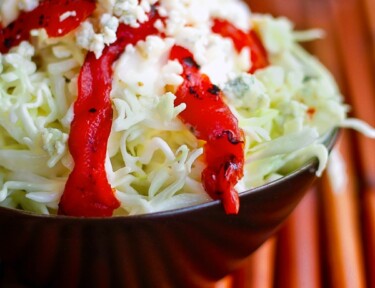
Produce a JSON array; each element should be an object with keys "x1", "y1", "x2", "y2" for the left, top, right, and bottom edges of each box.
[{"x1": 0, "y1": 1, "x2": 373, "y2": 215}]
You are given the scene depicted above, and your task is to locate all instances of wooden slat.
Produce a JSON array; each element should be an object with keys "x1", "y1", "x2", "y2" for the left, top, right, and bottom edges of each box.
[
  {"x1": 274, "y1": 189, "x2": 321, "y2": 288},
  {"x1": 212, "y1": 276, "x2": 233, "y2": 288},
  {"x1": 361, "y1": 0, "x2": 375, "y2": 61},
  {"x1": 329, "y1": 0, "x2": 375, "y2": 185},
  {"x1": 302, "y1": 0, "x2": 345, "y2": 88},
  {"x1": 249, "y1": 0, "x2": 305, "y2": 28},
  {"x1": 318, "y1": 132, "x2": 366, "y2": 288},
  {"x1": 362, "y1": 187, "x2": 375, "y2": 288},
  {"x1": 328, "y1": 2, "x2": 375, "y2": 287},
  {"x1": 225, "y1": 2, "x2": 374, "y2": 287},
  {"x1": 231, "y1": 238, "x2": 276, "y2": 288}
]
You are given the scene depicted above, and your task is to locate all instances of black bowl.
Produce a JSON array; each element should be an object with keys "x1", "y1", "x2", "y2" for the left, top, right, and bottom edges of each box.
[{"x1": 0, "y1": 130, "x2": 338, "y2": 288}]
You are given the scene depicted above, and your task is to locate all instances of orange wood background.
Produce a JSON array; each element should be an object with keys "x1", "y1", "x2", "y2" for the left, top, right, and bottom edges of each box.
[{"x1": 214, "y1": 0, "x2": 375, "y2": 287}]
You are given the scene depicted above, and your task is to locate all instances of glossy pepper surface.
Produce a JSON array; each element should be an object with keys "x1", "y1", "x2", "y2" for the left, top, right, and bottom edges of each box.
[
  {"x1": 170, "y1": 45, "x2": 245, "y2": 214},
  {"x1": 58, "y1": 7, "x2": 162, "y2": 217},
  {"x1": 212, "y1": 18, "x2": 269, "y2": 73}
]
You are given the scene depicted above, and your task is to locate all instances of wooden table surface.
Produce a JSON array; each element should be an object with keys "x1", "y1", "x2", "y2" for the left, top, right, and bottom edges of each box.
[{"x1": 214, "y1": 0, "x2": 375, "y2": 287}]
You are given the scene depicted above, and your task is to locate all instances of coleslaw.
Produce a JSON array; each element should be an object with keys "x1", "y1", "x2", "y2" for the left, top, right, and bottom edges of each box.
[{"x1": 0, "y1": 0, "x2": 374, "y2": 216}]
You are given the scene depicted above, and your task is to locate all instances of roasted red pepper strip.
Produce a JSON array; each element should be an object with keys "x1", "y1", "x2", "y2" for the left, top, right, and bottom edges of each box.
[
  {"x1": 170, "y1": 45, "x2": 245, "y2": 214},
  {"x1": 0, "y1": 0, "x2": 95, "y2": 53},
  {"x1": 58, "y1": 8, "x2": 162, "y2": 217},
  {"x1": 212, "y1": 18, "x2": 269, "y2": 73}
]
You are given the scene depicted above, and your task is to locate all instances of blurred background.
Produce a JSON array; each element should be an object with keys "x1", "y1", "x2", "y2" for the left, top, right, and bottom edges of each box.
[{"x1": 213, "y1": 0, "x2": 375, "y2": 287}]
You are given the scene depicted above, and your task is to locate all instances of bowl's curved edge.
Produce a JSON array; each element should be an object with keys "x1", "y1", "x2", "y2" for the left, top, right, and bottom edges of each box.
[{"x1": 0, "y1": 129, "x2": 339, "y2": 287}]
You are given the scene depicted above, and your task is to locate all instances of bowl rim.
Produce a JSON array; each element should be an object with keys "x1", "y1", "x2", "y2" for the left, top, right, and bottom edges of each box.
[{"x1": 0, "y1": 128, "x2": 339, "y2": 221}]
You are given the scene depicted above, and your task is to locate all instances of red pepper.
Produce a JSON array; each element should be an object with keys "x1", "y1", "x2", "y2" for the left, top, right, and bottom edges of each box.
[
  {"x1": 58, "y1": 7, "x2": 162, "y2": 217},
  {"x1": 212, "y1": 18, "x2": 269, "y2": 73},
  {"x1": 170, "y1": 45, "x2": 245, "y2": 214},
  {"x1": 0, "y1": 0, "x2": 95, "y2": 53}
]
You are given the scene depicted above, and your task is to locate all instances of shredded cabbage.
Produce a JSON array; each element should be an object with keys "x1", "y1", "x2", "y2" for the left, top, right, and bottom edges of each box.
[{"x1": 0, "y1": 0, "x2": 374, "y2": 215}]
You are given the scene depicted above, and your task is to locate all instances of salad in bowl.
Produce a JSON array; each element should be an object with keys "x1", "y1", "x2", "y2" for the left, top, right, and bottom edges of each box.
[{"x1": 0, "y1": 0, "x2": 373, "y2": 217}]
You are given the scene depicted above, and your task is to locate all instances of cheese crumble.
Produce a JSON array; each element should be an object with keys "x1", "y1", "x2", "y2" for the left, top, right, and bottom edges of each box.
[{"x1": 0, "y1": 0, "x2": 39, "y2": 26}]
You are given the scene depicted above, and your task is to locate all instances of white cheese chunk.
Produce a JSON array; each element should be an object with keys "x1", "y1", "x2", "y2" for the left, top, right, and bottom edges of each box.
[
  {"x1": 76, "y1": 14, "x2": 119, "y2": 58},
  {"x1": 0, "y1": 0, "x2": 39, "y2": 26}
]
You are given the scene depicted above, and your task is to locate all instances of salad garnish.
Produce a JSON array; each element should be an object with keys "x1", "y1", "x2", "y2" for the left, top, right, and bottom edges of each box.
[
  {"x1": 0, "y1": 0, "x2": 95, "y2": 53},
  {"x1": 212, "y1": 18, "x2": 269, "y2": 73},
  {"x1": 170, "y1": 45, "x2": 245, "y2": 214},
  {"x1": 59, "y1": 6, "x2": 162, "y2": 217}
]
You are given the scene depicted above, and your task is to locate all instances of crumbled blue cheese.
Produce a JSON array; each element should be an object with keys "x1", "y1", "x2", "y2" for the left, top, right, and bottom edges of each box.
[
  {"x1": 224, "y1": 73, "x2": 270, "y2": 111},
  {"x1": 113, "y1": 36, "x2": 177, "y2": 97},
  {"x1": 113, "y1": 0, "x2": 157, "y2": 28},
  {"x1": 158, "y1": 0, "x2": 253, "y2": 85},
  {"x1": 76, "y1": 13, "x2": 119, "y2": 58},
  {"x1": 161, "y1": 60, "x2": 184, "y2": 86},
  {"x1": 160, "y1": 0, "x2": 251, "y2": 31}
]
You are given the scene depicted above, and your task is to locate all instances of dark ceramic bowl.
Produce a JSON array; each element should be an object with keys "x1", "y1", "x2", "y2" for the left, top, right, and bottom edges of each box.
[{"x1": 0, "y1": 130, "x2": 338, "y2": 288}]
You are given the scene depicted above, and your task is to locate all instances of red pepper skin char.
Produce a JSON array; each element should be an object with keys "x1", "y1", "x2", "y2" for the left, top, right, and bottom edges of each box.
[
  {"x1": 0, "y1": 0, "x2": 96, "y2": 53},
  {"x1": 58, "y1": 7, "x2": 162, "y2": 217},
  {"x1": 58, "y1": 50, "x2": 118, "y2": 217},
  {"x1": 170, "y1": 45, "x2": 245, "y2": 214},
  {"x1": 212, "y1": 18, "x2": 269, "y2": 74}
]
